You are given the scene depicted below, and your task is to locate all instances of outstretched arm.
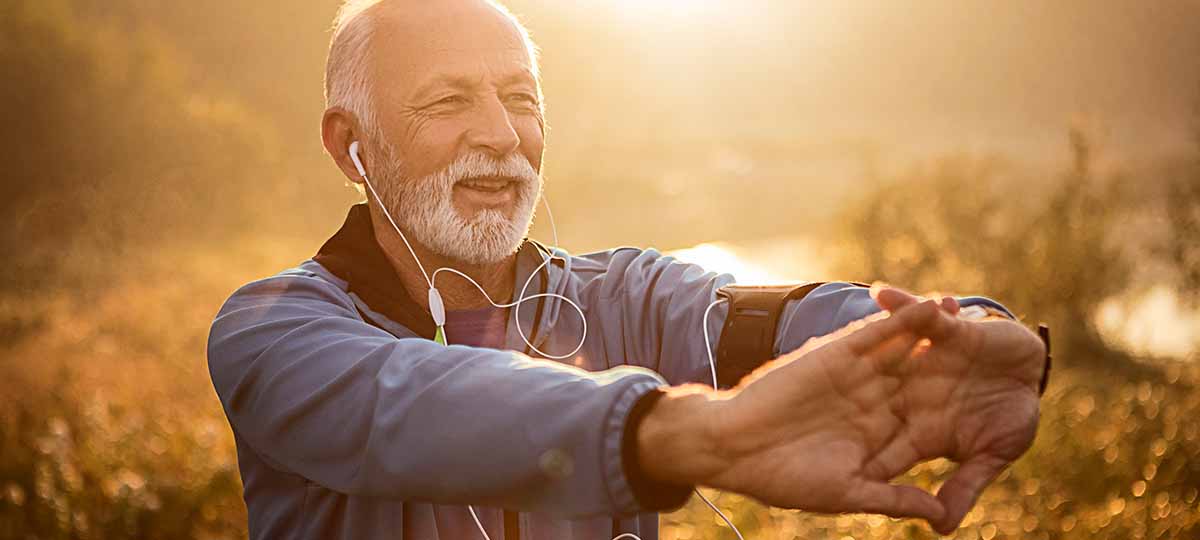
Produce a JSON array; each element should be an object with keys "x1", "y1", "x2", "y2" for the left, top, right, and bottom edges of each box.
[{"x1": 633, "y1": 293, "x2": 1046, "y2": 534}]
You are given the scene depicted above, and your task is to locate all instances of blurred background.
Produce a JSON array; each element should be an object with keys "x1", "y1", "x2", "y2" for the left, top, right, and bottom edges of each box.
[{"x1": 2, "y1": 0, "x2": 1198, "y2": 538}]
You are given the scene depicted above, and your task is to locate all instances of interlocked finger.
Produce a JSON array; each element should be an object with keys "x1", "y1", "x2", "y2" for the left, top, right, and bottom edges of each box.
[{"x1": 842, "y1": 300, "x2": 941, "y2": 356}]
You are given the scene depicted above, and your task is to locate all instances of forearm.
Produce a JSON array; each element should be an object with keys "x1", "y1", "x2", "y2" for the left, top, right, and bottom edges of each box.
[
  {"x1": 630, "y1": 291, "x2": 1046, "y2": 535},
  {"x1": 634, "y1": 293, "x2": 1026, "y2": 490},
  {"x1": 633, "y1": 384, "x2": 727, "y2": 487}
]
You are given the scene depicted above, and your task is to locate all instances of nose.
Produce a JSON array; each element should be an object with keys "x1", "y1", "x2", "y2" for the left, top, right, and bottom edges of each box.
[{"x1": 465, "y1": 95, "x2": 521, "y2": 157}]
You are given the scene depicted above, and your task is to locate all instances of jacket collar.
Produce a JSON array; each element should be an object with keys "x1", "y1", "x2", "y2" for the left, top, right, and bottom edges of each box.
[
  {"x1": 314, "y1": 204, "x2": 439, "y2": 338},
  {"x1": 313, "y1": 203, "x2": 557, "y2": 343}
]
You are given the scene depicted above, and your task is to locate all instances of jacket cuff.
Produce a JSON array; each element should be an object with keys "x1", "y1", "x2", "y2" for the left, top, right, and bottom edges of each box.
[
  {"x1": 956, "y1": 296, "x2": 1017, "y2": 319},
  {"x1": 603, "y1": 379, "x2": 693, "y2": 515},
  {"x1": 622, "y1": 388, "x2": 695, "y2": 511}
]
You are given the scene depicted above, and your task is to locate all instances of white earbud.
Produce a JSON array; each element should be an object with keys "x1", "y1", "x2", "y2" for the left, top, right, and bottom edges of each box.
[{"x1": 349, "y1": 140, "x2": 368, "y2": 178}]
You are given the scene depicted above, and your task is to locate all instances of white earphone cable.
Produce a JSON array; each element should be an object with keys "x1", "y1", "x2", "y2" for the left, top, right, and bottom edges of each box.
[
  {"x1": 359, "y1": 162, "x2": 586, "y2": 358},
  {"x1": 702, "y1": 297, "x2": 727, "y2": 393},
  {"x1": 467, "y1": 506, "x2": 493, "y2": 540},
  {"x1": 696, "y1": 296, "x2": 745, "y2": 540},
  {"x1": 354, "y1": 146, "x2": 741, "y2": 540},
  {"x1": 428, "y1": 194, "x2": 586, "y2": 360},
  {"x1": 359, "y1": 166, "x2": 435, "y2": 289}
]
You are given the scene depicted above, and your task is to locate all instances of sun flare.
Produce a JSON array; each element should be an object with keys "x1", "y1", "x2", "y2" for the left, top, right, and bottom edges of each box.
[{"x1": 607, "y1": 0, "x2": 726, "y2": 18}]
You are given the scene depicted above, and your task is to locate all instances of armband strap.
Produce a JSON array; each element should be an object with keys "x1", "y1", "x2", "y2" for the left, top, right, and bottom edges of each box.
[
  {"x1": 1037, "y1": 324, "x2": 1052, "y2": 396},
  {"x1": 713, "y1": 283, "x2": 830, "y2": 388}
]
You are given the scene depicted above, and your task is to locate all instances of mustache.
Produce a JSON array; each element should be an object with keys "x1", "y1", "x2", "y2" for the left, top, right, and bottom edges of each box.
[{"x1": 441, "y1": 150, "x2": 539, "y2": 185}]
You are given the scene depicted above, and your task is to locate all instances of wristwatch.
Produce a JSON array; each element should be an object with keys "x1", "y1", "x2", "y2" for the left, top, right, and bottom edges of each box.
[{"x1": 956, "y1": 304, "x2": 1013, "y2": 321}]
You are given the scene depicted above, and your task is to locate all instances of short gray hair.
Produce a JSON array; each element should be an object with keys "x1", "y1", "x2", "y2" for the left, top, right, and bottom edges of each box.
[{"x1": 324, "y1": 0, "x2": 541, "y2": 139}]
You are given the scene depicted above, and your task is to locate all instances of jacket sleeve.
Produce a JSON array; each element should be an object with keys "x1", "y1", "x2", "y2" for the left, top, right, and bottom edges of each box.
[
  {"x1": 590, "y1": 250, "x2": 1012, "y2": 387},
  {"x1": 206, "y1": 271, "x2": 667, "y2": 517},
  {"x1": 773, "y1": 282, "x2": 1016, "y2": 356},
  {"x1": 582, "y1": 248, "x2": 735, "y2": 387}
]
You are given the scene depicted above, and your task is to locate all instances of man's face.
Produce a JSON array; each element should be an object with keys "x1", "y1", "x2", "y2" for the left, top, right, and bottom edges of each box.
[{"x1": 363, "y1": 0, "x2": 546, "y2": 264}]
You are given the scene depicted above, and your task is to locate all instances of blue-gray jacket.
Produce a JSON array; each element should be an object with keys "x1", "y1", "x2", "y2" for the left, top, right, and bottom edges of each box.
[{"x1": 206, "y1": 204, "x2": 1011, "y2": 540}]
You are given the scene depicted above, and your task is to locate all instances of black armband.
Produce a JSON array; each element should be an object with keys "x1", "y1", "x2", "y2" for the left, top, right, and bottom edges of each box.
[{"x1": 713, "y1": 283, "x2": 843, "y2": 388}]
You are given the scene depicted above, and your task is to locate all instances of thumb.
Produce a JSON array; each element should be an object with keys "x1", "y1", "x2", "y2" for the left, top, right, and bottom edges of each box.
[
  {"x1": 932, "y1": 457, "x2": 1009, "y2": 535},
  {"x1": 848, "y1": 480, "x2": 947, "y2": 525}
]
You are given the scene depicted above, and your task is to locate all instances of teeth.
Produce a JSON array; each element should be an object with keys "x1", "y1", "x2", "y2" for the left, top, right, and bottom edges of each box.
[{"x1": 461, "y1": 180, "x2": 509, "y2": 191}]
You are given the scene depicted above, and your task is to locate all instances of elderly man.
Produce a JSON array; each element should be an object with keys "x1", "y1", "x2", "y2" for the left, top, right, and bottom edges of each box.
[{"x1": 207, "y1": 1, "x2": 1049, "y2": 539}]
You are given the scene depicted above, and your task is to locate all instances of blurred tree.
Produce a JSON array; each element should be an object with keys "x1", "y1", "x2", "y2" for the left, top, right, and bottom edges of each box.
[
  {"x1": 1157, "y1": 83, "x2": 1200, "y2": 308},
  {"x1": 0, "y1": 0, "x2": 280, "y2": 295},
  {"x1": 832, "y1": 127, "x2": 1134, "y2": 364}
]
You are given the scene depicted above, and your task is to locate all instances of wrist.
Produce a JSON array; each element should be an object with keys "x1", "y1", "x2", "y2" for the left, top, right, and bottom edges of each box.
[{"x1": 635, "y1": 384, "x2": 727, "y2": 486}]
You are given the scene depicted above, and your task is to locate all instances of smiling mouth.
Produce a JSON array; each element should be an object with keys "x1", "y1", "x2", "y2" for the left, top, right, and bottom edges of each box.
[{"x1": 457, "y1": 175, "x2": 518, "y2": 193}]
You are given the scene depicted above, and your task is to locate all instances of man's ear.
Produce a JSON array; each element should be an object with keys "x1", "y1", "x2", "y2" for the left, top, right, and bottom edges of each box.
[{"x1": 321, "y1": 107, "x2": 366, "y2": 185}]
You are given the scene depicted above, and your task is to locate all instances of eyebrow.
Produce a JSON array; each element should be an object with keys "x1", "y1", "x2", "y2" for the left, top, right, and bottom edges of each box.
[
  {"x1": 410, "y1": 68, "x2": 538, "y2": 102},
  {"x1": 496, "y1": 69, "x2": 537, "y2": 88}
]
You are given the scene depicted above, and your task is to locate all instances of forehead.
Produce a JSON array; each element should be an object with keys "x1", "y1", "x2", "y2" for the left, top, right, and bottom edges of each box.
[{"x1": 370, "y1": 1, "x2": 536, "y2": 97}]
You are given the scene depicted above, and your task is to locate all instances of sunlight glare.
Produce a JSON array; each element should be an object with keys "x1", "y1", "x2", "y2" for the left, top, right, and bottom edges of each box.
[
  {"x1": 608, "y1": 0, "x2": 726, "y2": 19},
  {"x1": 1097, "y1": 286, "x2": 1200, "y2": 360},
  {"x1": 668, "y1": 242, "x2": 786, "y2": 284}
]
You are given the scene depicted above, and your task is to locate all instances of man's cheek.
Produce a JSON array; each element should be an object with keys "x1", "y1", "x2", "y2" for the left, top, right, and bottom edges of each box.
[
  {"x1": 519, "y1": 133, "x2": 545, "y2": 171},
  {"x1": 402, "y1": 117, "x2": 462, "y2": 159}
]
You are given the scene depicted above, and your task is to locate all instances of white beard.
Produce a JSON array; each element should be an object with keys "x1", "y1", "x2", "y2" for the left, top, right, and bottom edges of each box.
[{"x1": 371, "y1": 146, "x2": 543, "y2": 265}]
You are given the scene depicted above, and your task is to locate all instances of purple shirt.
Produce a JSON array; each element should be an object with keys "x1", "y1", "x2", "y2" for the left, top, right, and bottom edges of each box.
[
  {"x1": 443, "y1": 306, "x2": 510, "y2": 349},
  {"x1": 438, "y1": 305, "x2": 511, "y2": 538}
]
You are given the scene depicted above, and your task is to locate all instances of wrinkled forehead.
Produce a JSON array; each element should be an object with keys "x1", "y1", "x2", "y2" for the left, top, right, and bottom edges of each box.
[{"x1": 370, "y1": 1, "x2": 537, "y2": 100}]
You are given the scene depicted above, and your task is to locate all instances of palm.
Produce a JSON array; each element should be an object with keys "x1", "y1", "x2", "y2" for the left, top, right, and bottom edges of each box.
[
  {"x1": 894, "y1": 317, "x2": 1044, "y2": 528},
  {"x1": 705, "y1": 300, "x2": 1045, "y2": 534}
]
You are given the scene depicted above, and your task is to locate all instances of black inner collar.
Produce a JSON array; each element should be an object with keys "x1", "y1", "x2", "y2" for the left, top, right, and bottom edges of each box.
[
  {"x1": 314, "y1": 203, "x2": 438, "y2": 339},
  {"x1": 314, "y1": 203, "x2": 549, "y2": 341}
]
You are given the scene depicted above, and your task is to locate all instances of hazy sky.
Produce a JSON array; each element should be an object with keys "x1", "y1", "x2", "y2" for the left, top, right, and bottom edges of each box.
[
  {"x1": 522, "y1": 0, "x2": 1200, "y2": 165},
  {"x1": 46, "y1": 0, "x2": 1200, "y2": 250},
  {"x1": 106, "y1": 0, "x2": 1199, "y2": 175}
]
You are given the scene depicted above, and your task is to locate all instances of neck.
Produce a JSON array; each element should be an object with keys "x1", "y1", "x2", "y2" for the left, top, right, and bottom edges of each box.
[{"x1": 368, "y1": 203, "x2": 517, "y2": 312}]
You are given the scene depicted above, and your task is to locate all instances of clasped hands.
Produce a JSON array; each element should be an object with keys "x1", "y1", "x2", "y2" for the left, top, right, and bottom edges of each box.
[{"x1": 637, "y1": 286, "x2": 1046, "y2": 535}]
